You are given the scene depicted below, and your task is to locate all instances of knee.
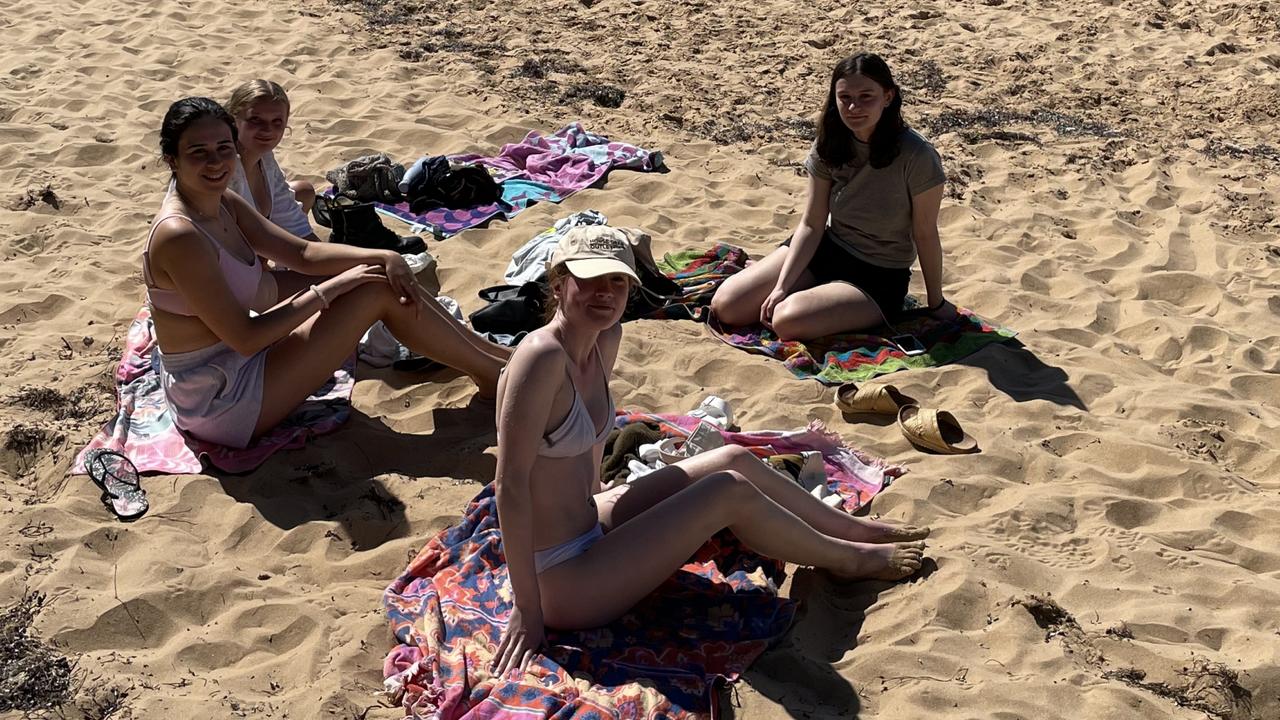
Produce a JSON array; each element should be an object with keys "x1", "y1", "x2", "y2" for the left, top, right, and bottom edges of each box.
[
  {"x1": 701, "y1": 469, "x2": 755, "y2": 503},
  {"x1": 342, "y1": 280, "x2": 398, "y2": 312},
  {"x1": 707, "y1": 444, "x2": 755, "y2": 471},
  {"x1": 769, "y1": 299, "x2": 807, "y2": 341},
  {"x1": 290, "y1": 180, "x2": 317, "y2": 209},
  {"x1": 710, "y1": 287, "x2": 751, "y2": 326}
]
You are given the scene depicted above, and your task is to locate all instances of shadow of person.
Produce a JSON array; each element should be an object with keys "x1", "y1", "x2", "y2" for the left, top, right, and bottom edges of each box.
[
  {"x1": 958, "y1": 338, "x2": 1086, "y2": 410},
  {"x1": 213, "y1": 399, "x2": 497, "y2": 551},
  {"x1": 726, "y1": 563, "x2": 938, "y2": 719}
]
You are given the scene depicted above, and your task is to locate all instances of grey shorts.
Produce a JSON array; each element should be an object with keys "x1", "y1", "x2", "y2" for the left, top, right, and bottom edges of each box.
[{"x1": 155, "y1": 342, "x2": 268, "y2": 449}]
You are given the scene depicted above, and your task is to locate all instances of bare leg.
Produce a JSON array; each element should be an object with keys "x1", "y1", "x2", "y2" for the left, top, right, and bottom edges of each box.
[
  {"x1": 769, "y1": 282, "x2": 887, "y2": 340},
  {"x1": 601, "y1": 445, "x2": 929, "y2": 543},
  {"x1": 253, "y1": 282, "x2": 506, "y2": 436},
  {"x1": 288, "y1": 179, "x2": 316, "y2": 215},
  {"x1": 542, "y1": 470, "x2": 925, "y2": 629},
  {"x1": 709, "y1": 245, "x2": 816, "y2": 326}
]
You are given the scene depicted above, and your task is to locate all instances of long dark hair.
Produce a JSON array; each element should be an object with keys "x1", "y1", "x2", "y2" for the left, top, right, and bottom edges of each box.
[
  {"x1": 159, "y1": 97, "x2": 238, "y2": 167},
  {"x1": 815, "y1": 53, "x2": 904, "y2": 170}
]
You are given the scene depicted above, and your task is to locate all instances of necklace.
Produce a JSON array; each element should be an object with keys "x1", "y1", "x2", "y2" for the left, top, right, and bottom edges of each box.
[{"x1": 176, "y1": 189, "x2": 229, "y2": 235}]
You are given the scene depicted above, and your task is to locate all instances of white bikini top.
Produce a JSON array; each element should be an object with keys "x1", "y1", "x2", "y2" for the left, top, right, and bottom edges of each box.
[{"x1": 539, "y1": 346, "x2": 614, "y2": 458}]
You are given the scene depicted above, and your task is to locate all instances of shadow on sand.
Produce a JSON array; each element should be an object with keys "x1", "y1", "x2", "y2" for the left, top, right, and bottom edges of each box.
[
  {"x1": 214, "y1": 396, "x2": 496, "y2": 551},
  {"x1": 727, "y1": 561, "x2": 939, "y2": 719},
  {"x1": 959, "y1": 338, "x2": 1085, "y2": 410}
]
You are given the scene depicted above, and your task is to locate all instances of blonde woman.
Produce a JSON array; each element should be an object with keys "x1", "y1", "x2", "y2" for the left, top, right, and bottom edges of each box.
[{"x1": 225, "y1": 79, "x2": 319, "y2": 242}]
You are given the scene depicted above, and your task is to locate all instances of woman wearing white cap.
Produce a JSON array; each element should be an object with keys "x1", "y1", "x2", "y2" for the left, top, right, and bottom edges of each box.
[{"x1": 491, "y1": 226, "x2": 930, "y2": 676}]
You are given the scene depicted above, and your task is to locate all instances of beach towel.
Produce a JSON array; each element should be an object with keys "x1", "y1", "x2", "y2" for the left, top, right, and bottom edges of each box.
[
  {"x1": 709, "y1": 305, "x2": 1017, "y2": 385},
  {"x1": 73, "y1": 307, "x2": 354, "y2": 476},
  {"x1": 381, "y1": 415, "x2": 900, "y2": 719},
  {"x1": 643, "y1": 243, "x2": 751, "y2": 322},
  {"x1": 370, "y1": 124, "x2": 664, "y2": 237}
]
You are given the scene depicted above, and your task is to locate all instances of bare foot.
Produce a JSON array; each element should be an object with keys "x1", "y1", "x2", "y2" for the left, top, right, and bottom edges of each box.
[
  {"x1": 832, "y1": 540, "x2": 926, "y2": 581},
  {"x1": 843, "y1": 516, "x2": 932, "y2": 543}
]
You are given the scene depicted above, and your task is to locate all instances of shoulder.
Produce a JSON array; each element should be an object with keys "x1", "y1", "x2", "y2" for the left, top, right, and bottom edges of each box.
[
  {"x1": 599, "y1": 323, "x2": 623, "y2": 366},
  {"x1": 509, "y1": 329, "x2": 568, "y2": 376},
  {"x1": 148, "y1": 215, "x2": 215, "y2": 270},
  {"x1": 899, "y1": 128, "x2": 940, "y2": 158}
]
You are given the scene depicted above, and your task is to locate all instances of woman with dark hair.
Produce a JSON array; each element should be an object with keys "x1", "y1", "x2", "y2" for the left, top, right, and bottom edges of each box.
[
  {"x1": 710, "y1": 52, "x2": 954, "y2": 339},
  {"x1": 489, "y1": 226, "x2": 928, "y2": 676},
  {"x1": 143, "y1": 97, "x2": 508, "y2": 448}
]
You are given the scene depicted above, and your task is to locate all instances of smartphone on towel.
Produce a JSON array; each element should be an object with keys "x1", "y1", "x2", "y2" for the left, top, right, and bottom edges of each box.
[{"x1": 891, "y1": 334, "x2": 927, "y2": 356}]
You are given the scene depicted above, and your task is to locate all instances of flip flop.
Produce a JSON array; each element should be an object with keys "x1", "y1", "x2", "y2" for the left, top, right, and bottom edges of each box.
[
  {"x1": 835, "y1": 383, "x2": 916, "y2": 415},
  {"x1": 86, "y1": 449, "x2": 148, "y2": 521},
  {"x1": 897, "y1": 405, "x2": 979, "y2": 454}
]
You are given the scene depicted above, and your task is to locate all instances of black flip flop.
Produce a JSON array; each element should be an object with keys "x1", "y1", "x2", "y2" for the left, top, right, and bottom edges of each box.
[{"x1": 86, "y1": 449, "x2": 148, "y2": 522}]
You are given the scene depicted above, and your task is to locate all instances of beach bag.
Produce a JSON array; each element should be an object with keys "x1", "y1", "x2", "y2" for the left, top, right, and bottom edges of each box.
[
  {"x1": 326, "y1": 154, "x2": 406, "y2": 203},
  {"x1": 617, "y1": 227, "x2": 683, "y2": 318},
  {"x1": 408, "y1": 164, "x2": 502, "y2": 214},
  {"x1": 468, "y1": 282, "x2": 549, "y2": 335}
]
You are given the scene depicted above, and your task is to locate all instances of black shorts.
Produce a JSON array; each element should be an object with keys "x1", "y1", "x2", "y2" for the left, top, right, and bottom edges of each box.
[{"x1": 786, "y1": 236, "x2": 911, "y2": 318}]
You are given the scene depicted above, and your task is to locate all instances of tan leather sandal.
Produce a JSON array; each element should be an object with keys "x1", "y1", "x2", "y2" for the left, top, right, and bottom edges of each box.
[
  {"x1": 834, "y1": 383, "x2": 916, "y2": 415},
  {"x1": 897, "y1": 405, "x2": 979, "y2": 454}
]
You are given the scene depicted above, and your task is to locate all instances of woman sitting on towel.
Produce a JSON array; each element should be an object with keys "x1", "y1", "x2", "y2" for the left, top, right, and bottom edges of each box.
[
  {"x1": 143, "y1": 97, "x2": 508, "y2": 449},
  {"x1": 225, "y1": 79, "x2": 320, "y2": 242},
  {"x1": 710, "y1": 52, "x2": 955, "y2": 340},
  {"x1": 491, "y1": 226, "x2": 929, "y2": 675}
]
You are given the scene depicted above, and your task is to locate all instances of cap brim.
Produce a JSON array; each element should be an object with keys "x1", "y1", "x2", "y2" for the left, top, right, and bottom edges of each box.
[{"x1": 564, "y1": 258, "x2": 640, "y2": 283}]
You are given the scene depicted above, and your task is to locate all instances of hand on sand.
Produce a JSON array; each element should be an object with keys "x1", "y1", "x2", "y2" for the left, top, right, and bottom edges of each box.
[
  {"x1": 927, "y1": 299, "x2": 958, "y2": 323},
  {"x1": 834, "y1": 540, "x2": 926, "y2": 581}
]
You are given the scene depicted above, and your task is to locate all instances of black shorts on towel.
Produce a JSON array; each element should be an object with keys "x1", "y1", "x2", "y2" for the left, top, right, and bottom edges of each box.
[{"x1": 785, "y1": 236, "x2": 911, "y2": 319}]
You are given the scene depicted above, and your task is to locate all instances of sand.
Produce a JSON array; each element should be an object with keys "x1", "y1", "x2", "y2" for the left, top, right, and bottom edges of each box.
[{"x1": 2, "y1": 0, "x2": 1278, "y2": 717}]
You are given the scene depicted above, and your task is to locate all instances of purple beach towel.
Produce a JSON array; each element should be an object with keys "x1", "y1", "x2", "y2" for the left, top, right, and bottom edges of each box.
[{"x1": 371, "y1": 123, "x2": 664, "y2": 236}]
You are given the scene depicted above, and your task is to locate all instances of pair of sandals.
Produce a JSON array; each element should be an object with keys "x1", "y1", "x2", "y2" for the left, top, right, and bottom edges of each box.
[
  {"x1": 85, "y1": 449, "x2": 148, "y2": 521},
  {"x1": 835, "y1": 383, "x2": 978, "y2": 454}
]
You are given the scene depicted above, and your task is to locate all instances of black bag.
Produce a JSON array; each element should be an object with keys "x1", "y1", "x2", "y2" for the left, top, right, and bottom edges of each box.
[
  {"x1": 468, "y1": 282, "x2": 549, "y2": 335},
  {"x1": 408, "y1": 164, "x2": 503, "y2": 214}
]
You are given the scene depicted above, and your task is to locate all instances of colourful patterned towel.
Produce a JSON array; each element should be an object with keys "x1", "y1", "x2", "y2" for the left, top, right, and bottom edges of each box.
[
  {"x1": 654, "y1": 242, "x2": 1015, "y2": 383},
  {"x1": 73, "y1": 307, "x2": 354, "y2": 475},
  {"x1": 382, "y1": 415, "x2": 899, "y2": 719},
  {"x1": 644, "y1": 243, "x2": 750, "y2": 321},
  {"x1": 613, "y1": 412, "x2": 902, "y2": 513},
  {"x1": 709, "y1": 306, "x2": 1016, "y2": 385},
  {"x1": 373, "y1": 124, "x2": 664, "y2": 237}
]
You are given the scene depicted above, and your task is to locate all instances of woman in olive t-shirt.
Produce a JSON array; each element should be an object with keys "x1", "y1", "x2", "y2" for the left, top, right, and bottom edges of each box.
[{"x1": 711, "y1": 52, "x2": 956, "y2": 340}]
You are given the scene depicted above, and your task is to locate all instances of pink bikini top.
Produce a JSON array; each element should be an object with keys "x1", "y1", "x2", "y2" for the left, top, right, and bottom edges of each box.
[{"x1": 142, "y1": 202, "x2": 262, "y2": 316}]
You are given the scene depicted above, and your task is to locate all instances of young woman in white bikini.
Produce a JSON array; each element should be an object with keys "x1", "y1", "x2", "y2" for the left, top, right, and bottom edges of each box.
[{"x1": 491, "y1": 226, "x2": 929, "y2": 676}]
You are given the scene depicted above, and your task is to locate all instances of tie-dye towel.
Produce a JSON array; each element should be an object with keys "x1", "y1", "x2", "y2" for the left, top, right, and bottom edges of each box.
[
  {"x1": 709, "y1": 306, "x2": 1016, "y2": 385},
  {"x1": 382, "y1": 415, "x2": 900, "y2": 719},
  {"x1": 373, "y1": 123, "x2": 664, "y2": 237},
  {"x1": 73, "y1": 307, "x2": 354, "y2": 476},
  {"x1": 643, "y1": 243, "x2": 750, "y2": 321}
]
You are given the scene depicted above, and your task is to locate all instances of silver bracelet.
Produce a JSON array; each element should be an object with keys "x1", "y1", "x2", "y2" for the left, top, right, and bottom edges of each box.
[{"x1": 310, "y1": 284, "x2": 330, "y2": 310}]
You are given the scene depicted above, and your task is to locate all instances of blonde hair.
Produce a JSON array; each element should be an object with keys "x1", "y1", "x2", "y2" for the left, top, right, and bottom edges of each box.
[{"x1": 225, "y1": 79, "x2": 290, "y2": 119}]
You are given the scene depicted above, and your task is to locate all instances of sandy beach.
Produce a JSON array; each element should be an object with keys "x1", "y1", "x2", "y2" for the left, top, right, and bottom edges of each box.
[{"x1": 2, "y1": 0, "x2": 1278, "y2": 717}]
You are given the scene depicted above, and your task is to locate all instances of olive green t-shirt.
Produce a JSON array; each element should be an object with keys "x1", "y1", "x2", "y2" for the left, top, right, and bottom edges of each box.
[{"x1": 803, "y1": 128, "x2": 946, "y2": 269}]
